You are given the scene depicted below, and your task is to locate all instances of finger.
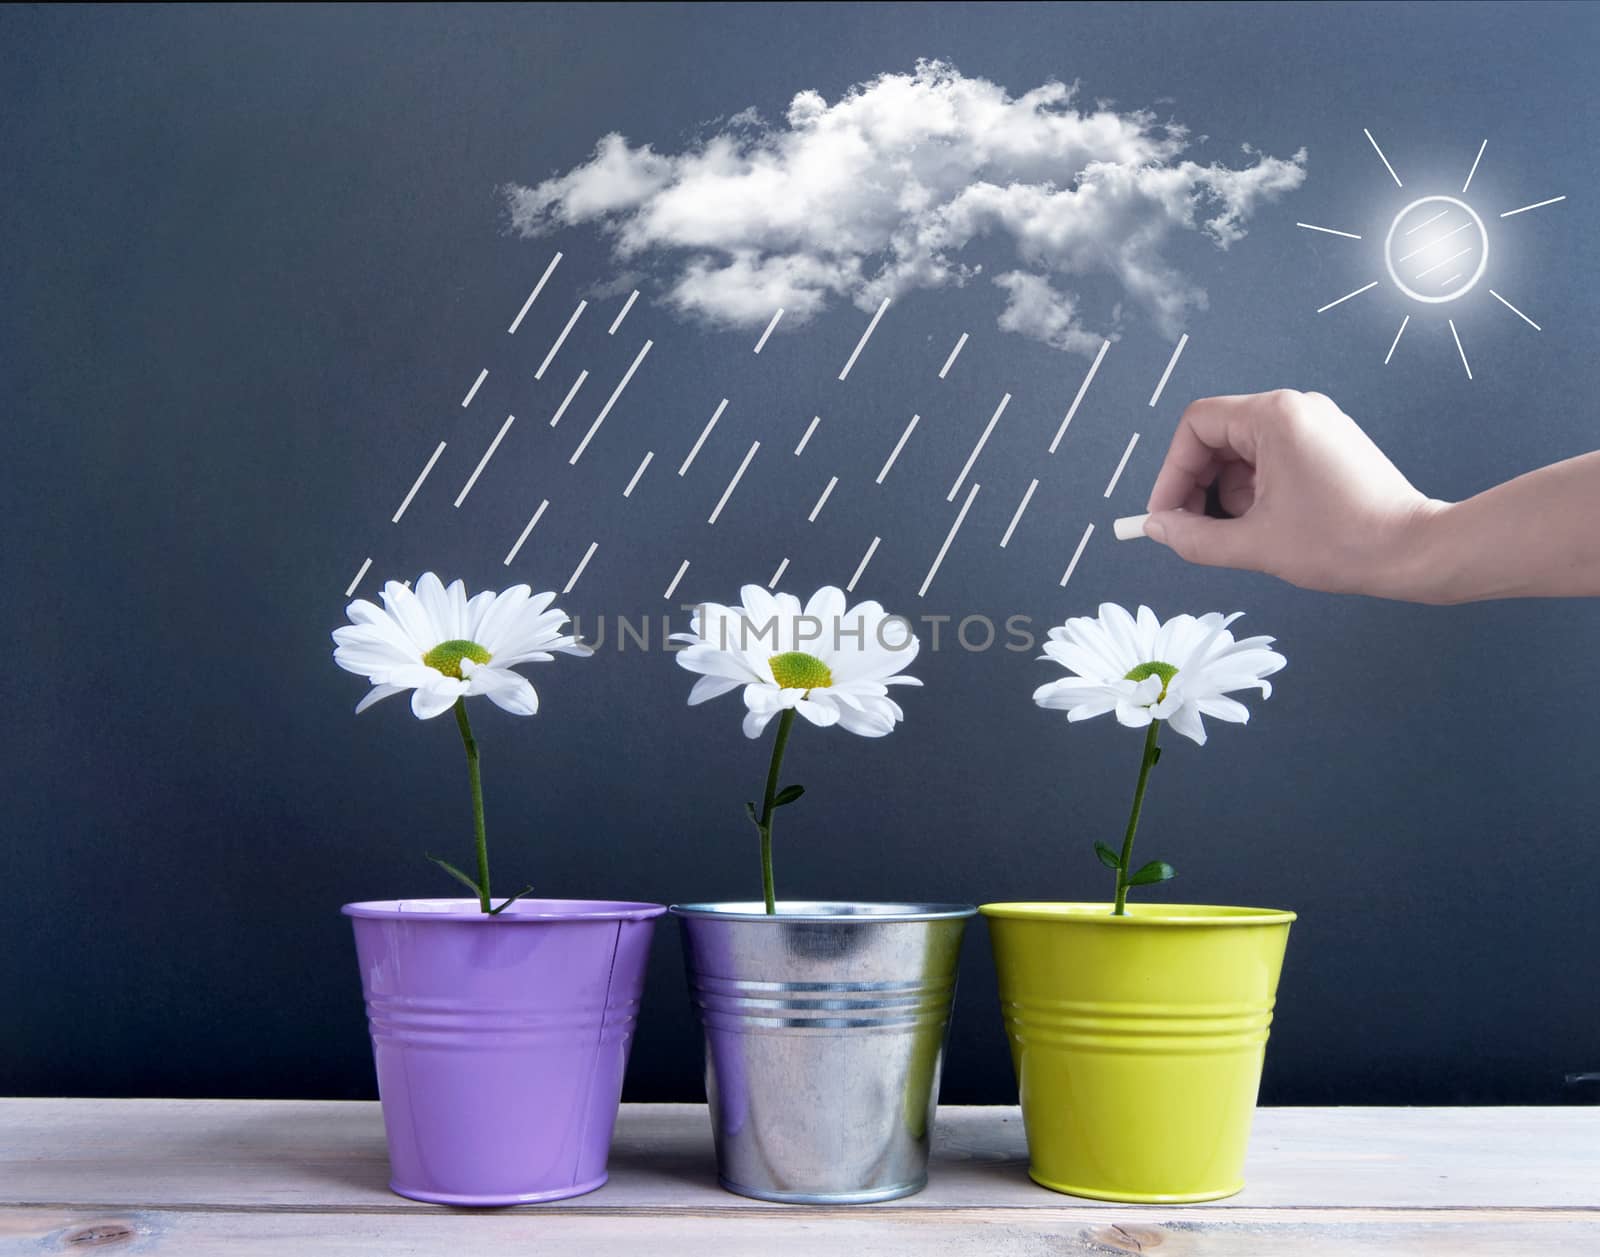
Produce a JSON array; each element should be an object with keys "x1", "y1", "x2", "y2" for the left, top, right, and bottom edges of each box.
[
  {"x1": 1146, "y1": 395, "x2": 1263, "y2": 513},
  {"x1": 1215, "y1": 460, "x2": 1256, "y2": 517},
  {"x1": 1145, "y1": 444, "x2": 1221, "y2": 516},
  {"x1": 1144, "y1": 508, "x2": 1262, "y2": 572}
]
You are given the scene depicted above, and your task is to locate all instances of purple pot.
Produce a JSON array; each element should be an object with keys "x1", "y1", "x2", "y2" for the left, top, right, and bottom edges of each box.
[{"x1": 343, "y1": 897, "x2": 666, "y2": 1205}]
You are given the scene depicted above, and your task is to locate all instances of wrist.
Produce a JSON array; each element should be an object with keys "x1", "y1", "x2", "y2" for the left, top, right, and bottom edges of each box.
[{"x1": 1377, "y1": 497, "x2": 1462, "y2": 604}]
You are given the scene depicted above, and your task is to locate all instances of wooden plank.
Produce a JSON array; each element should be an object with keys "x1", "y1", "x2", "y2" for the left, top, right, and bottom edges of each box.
[
  {"x1": 4, "y1": 1206, "x2": 1600, "y2": 1256},
  {"x1": 1, "y1": 1101, "x2": 1595, "y2": 1213}
]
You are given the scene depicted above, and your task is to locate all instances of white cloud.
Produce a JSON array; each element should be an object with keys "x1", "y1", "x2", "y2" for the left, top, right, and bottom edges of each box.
[
  {"x1": 993, "y1": 271, "x2": 1106, "y2": 355},
  {"x1": 504, "y1": 60, "x2": 1305, "y2": 353}
]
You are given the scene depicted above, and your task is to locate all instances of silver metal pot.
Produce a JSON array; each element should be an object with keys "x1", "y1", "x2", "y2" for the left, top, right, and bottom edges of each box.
[{"x1": 670, "y1": 901, "x2": 976, "y2": 1203}]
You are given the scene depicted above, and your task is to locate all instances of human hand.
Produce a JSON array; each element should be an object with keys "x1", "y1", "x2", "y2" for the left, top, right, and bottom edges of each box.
[{"x1": 1143, "y1": 390, "x2": 1446, "y2": 599}]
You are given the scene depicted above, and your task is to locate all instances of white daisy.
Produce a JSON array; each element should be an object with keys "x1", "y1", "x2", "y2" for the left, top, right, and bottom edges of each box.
[
  {"x1": 1033, "y1": 603, "x2": 1286, "y2": 746},
  {"x1": 332, "y1": 572, "x2": 590, "y2": 720},
  {"x1": 672, "y1": 585, "x2": 921, "y2": 738}
]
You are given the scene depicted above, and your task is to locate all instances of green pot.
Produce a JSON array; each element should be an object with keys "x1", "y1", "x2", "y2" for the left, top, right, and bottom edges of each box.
[{"x1": 980, "y1": 902, "x2": 1294, "y2": 1203}]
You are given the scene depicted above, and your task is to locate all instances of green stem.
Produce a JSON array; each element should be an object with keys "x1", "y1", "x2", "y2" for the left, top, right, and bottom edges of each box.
[
  {"x1": 1113, "y1": 719, "x2": 1162, "y2": 916},
  {"x1": 453, "y1": 698, "x2": 491, "y2": 914},
  {"x1": 756, "y1": 709, "x2": 798, "y2": 915}
]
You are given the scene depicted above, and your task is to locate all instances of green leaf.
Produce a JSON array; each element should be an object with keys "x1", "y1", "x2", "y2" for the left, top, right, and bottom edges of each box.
[
  {"x1": 487, "y1": 885, "x2": 536, "y2": 915},
  {"x1": 744, "y1": 801, "x2": 760, "y2": 826},
  {"x1": 1151, "y1": 746, "x2": 1163, "y2": 765},
  {"x1": 773, "y1": 784, "x2": 805, "y2": 808},
  {"x1": 1128, "y1": 860, "x2": 1176, "y2": 887},
  {"x1": 427, "y1": 853, "x2": 483, "y2": 896},
  {"x1": 1093, "y1": 841, "x2": 1122, "y2": 871}
]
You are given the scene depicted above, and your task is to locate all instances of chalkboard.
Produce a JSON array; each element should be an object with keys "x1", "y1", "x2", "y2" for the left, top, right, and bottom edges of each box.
[{"x1": 3, "y1": 2, "x2": 1597, "y2": 1106}]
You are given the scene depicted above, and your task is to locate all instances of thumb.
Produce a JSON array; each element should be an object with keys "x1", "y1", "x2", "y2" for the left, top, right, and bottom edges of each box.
[{"x1": 1144, "y1": 509, "x2": 1259, "y2": 572}]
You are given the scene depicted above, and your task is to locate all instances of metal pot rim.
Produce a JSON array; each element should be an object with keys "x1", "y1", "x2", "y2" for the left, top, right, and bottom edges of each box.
[
  {"x1": 343, "y1": 897, "x2": 667, "y2": 922},
  {"x1": 979, "y1": 901, "x2": 1296, "y2": 926},
  {"x1": 670, "y1": 900, "x2": 976, "y2": 922}
]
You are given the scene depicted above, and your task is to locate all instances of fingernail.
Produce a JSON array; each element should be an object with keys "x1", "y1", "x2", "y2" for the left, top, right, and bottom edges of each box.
[{"x1": 1144, "y1": 514, "x2": 1167, "y2": 543}]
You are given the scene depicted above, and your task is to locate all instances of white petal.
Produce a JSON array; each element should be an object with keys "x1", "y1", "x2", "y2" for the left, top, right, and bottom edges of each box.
[
  {"x1": 413, "y1": 573, "x2": 455, "y2": 643},
  {"x1": 471, "y1": 585, "x2": 533, "y2": 652},
  {"x1": 1066, "y1": 615, "x2": 1135, "y2": 677},
  {"x1": 1035, "y1": 677, "x2": 1115, "y2": 709},
  {"x1": 344, "y1": 600, "x2": 427, "y2": 658},
  {"x1": 794, "y1": 695, "x2": 841, "y2": 728},
  {"x1": 492, "y1": 650, "x2": 555, "y2": 667},
  {"x1": 1040, "y1": 639, "x2": 1121, "y2": 683},
  {"x1": 690, "y1": 603, "x2": 745, "y2": 651},
  {"x1": 738, "y1": 584, "x2": 779, "y2": 629},
  {"x1": 474, "y1": 668, "x2": 540, "y2": 717},
  {"x1": 742, "y1": 707, "x2": 778, "y2": 739},
  {"x1": 354, "y1": 683, "x2": 405, "y2": 714},
  {"x1": 1129, "y1": 675, "x2": 1164, "y2": 705},
  {"x1": 381, "y1": 580, "x2": 440, "y2": 654},
  {"x1": 677, "y1": 643, "x2": 764, "y2": 683},
  {"x1": 462, "y1": 589, "x2": 497, "y2": 641},
  {"x1": 332, "y1": 632, "x2": 421, "y2": 678},
  {"x1": 803, "y1": 585, "x2": 845, "y2": 621},
  {"x1": 489, "y1": 608, "x2": 573, "y2": 661},
  {"x1": 1100, "y1": 603, "x2": 1145, "y2": 665},
  {"x1": 687, "y1": 674, "x2": 743, "y2": 706},
  {"x1": 772, "y1": 592, "x2": 806, "y2": 650},
  {"x1": 1064, "y1": 697, "x2": 1119, "y2": 722},
  {"x1": 1166, "y1": 701, "x2": 1208, "y2": 745},
  {"x1": 1152, "y1": 612, "x2": 1196, "y2": 667},
  {"x1": 1189, "y1": 659, "x2": 1275, "y2": 693},
  {"x1": 1173, "y1": 612, "x2": 1235, "y2": 676},
  {"x1": 1195, "y1": 695, "x2": 1252, "y2": 724},
  {"x1": 830, "y1": 643, "x2": 918, "y2": 685},
  {"x1": 835, "y1": 698, "x2": 898, "y2": 736},
  {"x1": 1207, "y1": 648, "x2": 1287, "y2": 684},
  {"x1": 743, "y1": 682, "x2": 786, "y2": 714},
  {"x1": 1135, "y1": 605, "x2": 1161, "y2": 645},
  {"x1": 1113, "y1": 699, "x2": 1155, "y2": 728},
  {"x1": 411, "y1": 683, "x2": 462, "y2": 720},
  {"x1": 445, "y1": 578, "x2": 471, "y2": 641},
  {"x1": 369, "y1": 664, "x2": 440, "y2": 691},
  {"x1": 1149, "y1": 678, "x2": 1188, "y2": 718}
]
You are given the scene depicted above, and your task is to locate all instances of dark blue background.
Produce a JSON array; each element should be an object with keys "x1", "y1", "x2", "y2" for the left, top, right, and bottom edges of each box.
[{"x1": 3, "y1": 2, "x2": 1597, "y2": 1104}]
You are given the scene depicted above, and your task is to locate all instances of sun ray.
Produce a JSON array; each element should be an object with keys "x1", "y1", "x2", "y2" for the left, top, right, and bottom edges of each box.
[
  {"x1": 1500, "y1": 195, "x2": 1566, "y2": 218},
  {"x1": 1489, "y1": 289, "x2": 1542, "y2": 331},
  {"x1": 1448, "y1": 319, "x2": 1473, "y2": 381},
  {"x1": 1384, "y1": 315, "x2": 1410, "y2": 365},
  {"x1": 1296, "y1": 222, "x2": 1363, "y2": 239},
  {"x1": 1364, "y1": 128, "x2": 1403, "y2": 187},
  {"x1": 1462, "y1": 139, "x2": 1487, "y2": 194},
  {"x1": 1317, "y1": 280, "x2": 1379, "y2": 314}
]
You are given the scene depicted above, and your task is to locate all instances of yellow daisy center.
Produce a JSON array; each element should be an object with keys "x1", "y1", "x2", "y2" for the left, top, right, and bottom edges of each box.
[
  {"x1": 1124, "y1": 659, "x2": 1178, "y2": 701},
  {"x1": 769, "y1": 650, "x2": 833, "y2": 692},
  {"x1": 423, "y1": 638, "x2": 492, "y2": 679}
]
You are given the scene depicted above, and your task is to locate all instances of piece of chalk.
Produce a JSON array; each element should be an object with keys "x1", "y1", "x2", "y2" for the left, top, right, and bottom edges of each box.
[{"x1": 1113, "y1": 513, "x2": 1151, "y2": 541}]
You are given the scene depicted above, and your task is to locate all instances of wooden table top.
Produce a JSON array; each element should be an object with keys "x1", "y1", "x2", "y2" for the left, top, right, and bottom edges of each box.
[{"x1": 1, "y1": 1100, "x2": 1595, "y2": 1254}]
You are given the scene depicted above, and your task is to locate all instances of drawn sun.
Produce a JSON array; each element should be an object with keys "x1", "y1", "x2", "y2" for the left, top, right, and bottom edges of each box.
[{"x1": 1299, "y1": 131, "x2": 1563, "y2": 379}]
